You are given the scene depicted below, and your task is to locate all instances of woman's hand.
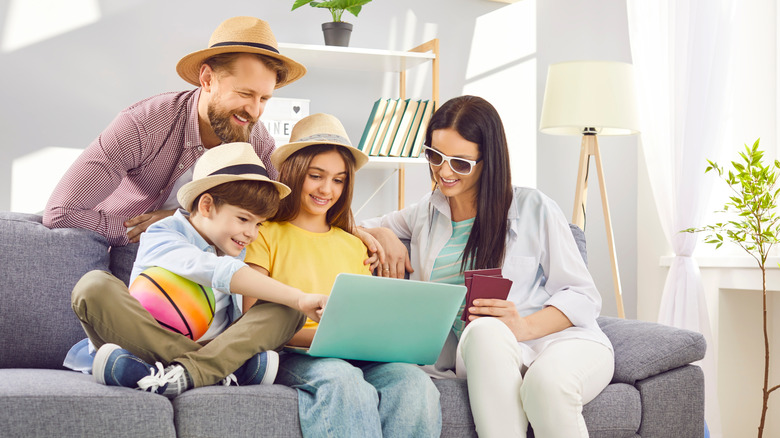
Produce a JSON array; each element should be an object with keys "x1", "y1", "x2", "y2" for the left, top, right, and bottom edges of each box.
[
  {"x1": 468, "y1": 300, "x2": 573, "y2": 342},
  {"x1": 468, "y1": 299, "x2": 528, "y2": 340},
  {"x1": 360, "y1": 226, "x2": 413, "y2": 278},
  {"x1": 354, "y1": 227, "x2": 383, "y2": 273}
]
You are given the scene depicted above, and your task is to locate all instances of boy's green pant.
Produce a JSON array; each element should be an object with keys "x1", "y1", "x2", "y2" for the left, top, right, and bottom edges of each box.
[{"x1": 71, "y1": 270, "x2": 305, "y2": 387}]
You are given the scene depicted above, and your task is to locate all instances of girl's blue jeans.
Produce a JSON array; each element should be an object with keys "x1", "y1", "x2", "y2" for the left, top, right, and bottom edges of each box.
[{"x1": 277, "y1": 353, "x2": 442, "y2": 438}]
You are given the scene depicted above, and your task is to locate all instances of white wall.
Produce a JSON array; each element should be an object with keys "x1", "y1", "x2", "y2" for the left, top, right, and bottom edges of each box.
[{"x1": 0, "y1": 0, "x2": 636, "y2": 319}]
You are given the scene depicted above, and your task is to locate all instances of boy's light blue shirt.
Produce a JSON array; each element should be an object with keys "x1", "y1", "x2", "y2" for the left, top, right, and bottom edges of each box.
[
  {"x1": 131, "y1": 208, "x2": 246, "y2": 296},
  {"x1": 131, "y1": 208, "x2": 244, "y2": 340},
  {"x1": 64, "y1": 208, "x2": 244, "y2": 372}
]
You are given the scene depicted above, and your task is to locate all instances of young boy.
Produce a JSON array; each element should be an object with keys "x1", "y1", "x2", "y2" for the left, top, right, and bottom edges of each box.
[{"x1": 70, "y1": 142, "x2": 327, "y2": 399}]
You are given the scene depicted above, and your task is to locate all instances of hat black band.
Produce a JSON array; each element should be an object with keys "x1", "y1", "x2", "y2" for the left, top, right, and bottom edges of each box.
[
  {"x1": 209, "y1": 164, "x2": 269, "y2": 178},
  {"x1": 210, "y1": 41, "x2": 279, "y2": 54}
]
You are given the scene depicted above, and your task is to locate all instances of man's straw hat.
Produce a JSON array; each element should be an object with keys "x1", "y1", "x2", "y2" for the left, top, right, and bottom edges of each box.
[{"x1": 176, "y1": 16, "x2": 306, "y2": 89}]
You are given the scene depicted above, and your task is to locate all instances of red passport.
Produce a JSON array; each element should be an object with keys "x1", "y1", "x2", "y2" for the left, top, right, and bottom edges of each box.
[
  {"x1": 461, "y1": 268, "x2": 512, "y2": 324},
  {"x1": 464, "y1": 268, "x2": 501, "y2": 290}
]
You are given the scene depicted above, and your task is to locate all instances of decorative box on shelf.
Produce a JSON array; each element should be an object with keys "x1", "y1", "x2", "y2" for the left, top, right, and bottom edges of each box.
[{"x1": 261, "y1": 97, "x2": 310, "y2": 145}]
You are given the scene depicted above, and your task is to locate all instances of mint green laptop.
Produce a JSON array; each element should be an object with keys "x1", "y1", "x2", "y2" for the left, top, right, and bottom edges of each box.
[{"x1": 286, "y1": 273, "x2": 466, "y2": 365}]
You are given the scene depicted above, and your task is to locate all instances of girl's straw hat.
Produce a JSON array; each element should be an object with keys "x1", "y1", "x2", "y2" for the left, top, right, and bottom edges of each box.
[
  {"x1": 271, "y1": 113, "x2": 370, "y2": 170},
  {"x1": 176, "y1": 16, "x2": 306, "y2": 89},
  {"x1": 178, "y1": 142, "x2": 291, "y2": 210}
]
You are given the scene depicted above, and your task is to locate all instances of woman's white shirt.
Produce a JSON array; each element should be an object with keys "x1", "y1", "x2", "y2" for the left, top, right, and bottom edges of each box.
[{"x1": 361, "y1": 186, "x2": 613, "y2": 367}]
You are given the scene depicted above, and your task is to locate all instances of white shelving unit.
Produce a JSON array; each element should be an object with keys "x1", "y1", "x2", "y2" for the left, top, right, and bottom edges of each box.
[
  {"x1": 361, "y1": 156, "x2": 428, "y2": 169},
  {"x1": 278, "y1": 43, "x2": 435, "y2": 73},
  {"x1": 278, "y1": 39, "x2": 439, "y2": 209}
]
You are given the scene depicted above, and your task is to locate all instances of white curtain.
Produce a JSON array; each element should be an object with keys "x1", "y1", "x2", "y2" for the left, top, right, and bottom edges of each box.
[{"x1": 627, "y1": 1, "x2": 735, "y2": 437}]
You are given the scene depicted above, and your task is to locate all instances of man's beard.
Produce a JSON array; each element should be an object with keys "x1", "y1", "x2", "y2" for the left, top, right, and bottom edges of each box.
[{"x1": 207, "y1": 101, "x2": 256, "y2": 143}]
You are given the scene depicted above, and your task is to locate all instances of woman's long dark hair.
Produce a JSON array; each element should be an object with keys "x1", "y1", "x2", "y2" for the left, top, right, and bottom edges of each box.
[{"x1": 425, "y1": 96, "x2": 513, "y2": 271}]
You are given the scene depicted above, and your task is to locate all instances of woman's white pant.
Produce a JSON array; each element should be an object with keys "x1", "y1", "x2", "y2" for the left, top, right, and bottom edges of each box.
[{"x1": 456, "y1": 317, "x2": 613, "y2": 438}]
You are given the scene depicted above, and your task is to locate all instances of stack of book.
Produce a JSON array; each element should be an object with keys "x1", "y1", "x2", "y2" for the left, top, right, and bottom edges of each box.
[{"x1": 357, "y1": 98, "x2": 435, "y2": 158}]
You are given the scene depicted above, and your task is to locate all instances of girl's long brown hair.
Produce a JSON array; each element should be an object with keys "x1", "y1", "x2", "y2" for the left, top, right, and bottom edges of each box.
[
  {"x1": 271, "y1": 144, "x2": 357, "y2": 232},
  {"x1": 425, "y1": 95, "x2": 513, "y2": 271}
]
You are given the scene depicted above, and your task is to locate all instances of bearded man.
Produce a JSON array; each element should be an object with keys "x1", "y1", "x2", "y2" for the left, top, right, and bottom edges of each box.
[{"x1": 44, "y1": 16, "x2": 305, "y2": 250}]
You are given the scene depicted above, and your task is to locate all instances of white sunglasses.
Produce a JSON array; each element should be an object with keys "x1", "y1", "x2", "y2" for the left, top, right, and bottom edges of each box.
[{"x1": 422, "y1": 146, "x2": 482, "y2": 175}]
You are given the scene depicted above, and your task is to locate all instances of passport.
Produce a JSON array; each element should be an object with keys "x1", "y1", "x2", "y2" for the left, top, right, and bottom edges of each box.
[
  {"x1": 464, "y1": 268, "x2": 501, "y2": 290},
  {"x1": 461, "y1": 268, "x2": 512, "y2": 324}
]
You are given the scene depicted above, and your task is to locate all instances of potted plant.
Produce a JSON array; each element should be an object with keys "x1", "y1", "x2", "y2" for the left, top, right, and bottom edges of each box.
[
  {"x1": 683, "y1": 139, "x2": 780, "y2": 438},
  {"x1": 291, "y1": 0, "x2": 373, "y2": 47}
]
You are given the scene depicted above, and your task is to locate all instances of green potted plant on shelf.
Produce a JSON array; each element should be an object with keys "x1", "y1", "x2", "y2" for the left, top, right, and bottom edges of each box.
[
  {"x1": 683, "y1": 139, "x2": 780, "y2": 438},
  {"x1": 291, "y1": 0, "x2": 373, "y2": 47}
]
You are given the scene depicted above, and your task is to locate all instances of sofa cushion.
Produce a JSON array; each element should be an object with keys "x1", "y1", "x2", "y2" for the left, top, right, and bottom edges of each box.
[
  {"x1": 109, "y1": 242, "x2": 139, "y2": 286},
  {"x1": 0, "y1": 369, "x2": 175, "y2": 437},
  {"x1": 569, "y1": 223, "x2": 588, "y2": 266},
  {"x1": 173, "y1": 384, "x2": 301, "y2": 438},
  {"x1": 0, "y1": 212, "x2": 110, "y2": 368},
  {"x1": 436, "y1": 378, "x2": 641, "y2": 438},
  {"x1": 436, "y1": 378, "x2": 477, "y2": 437},
  {"x1": 175, "y1": 377, "x2": 644, "y2": 438},
  {"x1": 598, "y1": 316, "x2": 706, "y2": 385},
  {"x1": 582, "y1": 383, "x2": 641, "y2": 438}
]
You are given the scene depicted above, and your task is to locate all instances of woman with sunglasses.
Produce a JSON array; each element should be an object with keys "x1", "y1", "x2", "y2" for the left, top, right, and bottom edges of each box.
[{"x1": 360, "y1": 95, "x2": 613, "y2": 438}]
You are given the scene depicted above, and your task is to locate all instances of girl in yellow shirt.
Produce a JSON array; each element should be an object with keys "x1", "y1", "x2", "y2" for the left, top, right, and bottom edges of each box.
[{"x1": 244, "y1": 113, "x2": 441, "y2": 438}]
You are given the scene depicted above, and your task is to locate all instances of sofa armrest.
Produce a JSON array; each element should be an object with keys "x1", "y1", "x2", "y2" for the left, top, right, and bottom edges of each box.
[
  {"x1": 636, "y1": 364, "x2": 705, "y2": 437},
  {"x1": 598, "y1": 316, "x2": 706, "y2": 385},
  {"x1": 0, "y1": 212, "x2": 111, "y2": 368}
]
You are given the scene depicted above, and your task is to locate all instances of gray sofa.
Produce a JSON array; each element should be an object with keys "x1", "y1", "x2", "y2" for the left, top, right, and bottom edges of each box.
[{"x1": 0, "y1": 211, "x2": 706, "y2": 437}]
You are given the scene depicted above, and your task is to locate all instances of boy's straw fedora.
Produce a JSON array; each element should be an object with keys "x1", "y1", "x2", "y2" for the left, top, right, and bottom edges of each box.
[
  {"x1": 176, "y1": 16, "x2": 306, "y2": 89},
  {"x1": 178, "y1": 142, "x2": 291, "y2": 211},
  {"x1": 271, "y1": 113, "x2": 370, "y2": 170}
]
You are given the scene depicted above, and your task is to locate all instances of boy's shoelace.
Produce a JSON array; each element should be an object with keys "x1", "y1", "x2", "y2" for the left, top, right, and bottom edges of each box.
[
  {"x1": 137, "y1": 362, "x2": 184, "y2": 392},
  {"x1": 221, "y1": 373, "x2": 239, "y2": 386}
]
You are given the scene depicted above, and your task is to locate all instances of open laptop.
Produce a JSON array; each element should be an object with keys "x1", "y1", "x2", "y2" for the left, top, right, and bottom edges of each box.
[{"x1": 284, "y1": 273, "x2": 466, "y2": 365}]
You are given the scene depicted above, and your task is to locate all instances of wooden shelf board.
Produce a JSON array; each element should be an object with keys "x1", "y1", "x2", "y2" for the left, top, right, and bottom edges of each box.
[
  {"x1": 278, "y1": 43, "x2": 435, "y2": 73},
  {"x1": 363, "y1": 156, "x2": 428, "y2": 170}
]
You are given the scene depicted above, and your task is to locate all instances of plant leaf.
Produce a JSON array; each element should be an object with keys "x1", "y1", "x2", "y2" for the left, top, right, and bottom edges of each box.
[
  {"x1": 292, "y1": 0, "x2": 315, "y2": 10},
  {"x1": 685, "y1": 138, "x2": 780, "y2": 277}
]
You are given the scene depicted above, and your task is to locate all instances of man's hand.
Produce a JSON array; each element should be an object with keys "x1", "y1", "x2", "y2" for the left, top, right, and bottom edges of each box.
[
  {"x1": 297, "y1": 293, "x2": 328, "y2": 323},
  {"x1": 125, "y1": 209, "x2": 176, "y2": 243},
  {"x1": 363, "y1": 227, "x2": 412, "y2": 278}
]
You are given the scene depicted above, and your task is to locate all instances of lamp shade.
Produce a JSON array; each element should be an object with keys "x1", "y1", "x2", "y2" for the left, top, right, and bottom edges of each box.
[{"x1": 539, "y1": 61, "x2": 639, "y2": 136}]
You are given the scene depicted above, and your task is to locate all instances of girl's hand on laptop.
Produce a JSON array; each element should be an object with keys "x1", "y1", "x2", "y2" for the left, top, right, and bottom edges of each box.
[{"x1": 298, "y1": 293, "x2": 328, "y2": 322}]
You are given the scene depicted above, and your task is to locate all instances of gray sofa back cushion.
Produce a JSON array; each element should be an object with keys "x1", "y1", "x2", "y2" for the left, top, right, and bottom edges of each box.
[
  {"x1": 599, "y1": 316, "x2": 706, "y2": 384},
  {"x1": 0, "y1": 212, "x2": 111, "y2": 368},
  {"x1": 569, "y1": 224, "x2": 587, "y2": 266}
]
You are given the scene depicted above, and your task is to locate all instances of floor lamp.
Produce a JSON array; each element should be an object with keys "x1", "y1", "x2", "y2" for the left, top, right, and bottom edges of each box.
[{"x1": 539, "y1": 61, "x2": 639, "y2": 319}]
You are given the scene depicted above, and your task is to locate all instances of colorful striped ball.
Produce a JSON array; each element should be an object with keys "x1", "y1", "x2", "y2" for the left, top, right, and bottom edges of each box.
[{"x1": 129, "y1": 267, "x2": 216, "y2": 341}]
